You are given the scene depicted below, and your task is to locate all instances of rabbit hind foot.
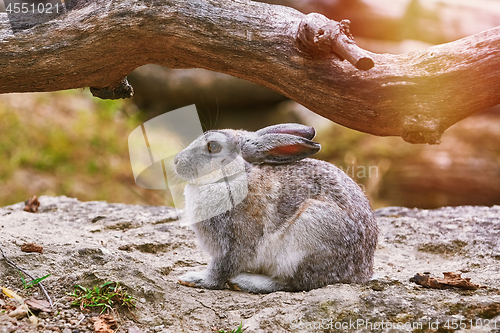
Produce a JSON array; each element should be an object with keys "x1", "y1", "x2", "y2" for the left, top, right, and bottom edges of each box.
[{"x1": 229, "y1": 273, "x2": 285, "y2": 294}]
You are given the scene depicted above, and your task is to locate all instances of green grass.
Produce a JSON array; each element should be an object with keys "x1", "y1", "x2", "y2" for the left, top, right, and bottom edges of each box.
[
  {"x1": 18, "y1": 271, "x2": 51, "y2": 289},
  {"x1": 219, "y1": 322, "x2": 246, "y2": 333},
  {"x1": 67, "y1": 281, "x2": 136, "y2": 314},
  {"x1": 0, "y1": 90, "x2": 169, "y2": 207}
]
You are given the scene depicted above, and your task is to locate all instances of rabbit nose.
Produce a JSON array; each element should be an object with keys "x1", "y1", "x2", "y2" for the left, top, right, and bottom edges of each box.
[{"x1": 174, "y1": 155, "x2": 179, "y2": 164}]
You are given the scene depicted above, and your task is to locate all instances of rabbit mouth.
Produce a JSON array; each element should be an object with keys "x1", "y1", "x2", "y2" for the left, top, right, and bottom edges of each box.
[
  {"x1": 173, "y1": 164, "x2": 197, "y2": 183},
  {"x1": 190, "y1": 167, "x2": 245, "y2": 185},
  {"x1": 175, "y1": 156, "x2": 246, "y2": 185}
]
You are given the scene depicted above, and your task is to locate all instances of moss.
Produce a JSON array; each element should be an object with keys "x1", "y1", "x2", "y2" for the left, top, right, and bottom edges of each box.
[
  {"x1": 0, "y1": 90, "x2": 170, "y2": 207},
  {"x1": 334, "y1": 310, "x2": 363, "y2": 322},
  {"x1": 445, "y1": 302, "x2": 467, "y2": 315},
  {"x1": 465, "y1": 303, "x2": 500, "y2": 319},
  {"x1": 418, "y1": 240, "x2": 467, "y2": 255},
  {"x1": 318, "y1": 300, "x2": 336, "y2": 312},
  {"x1": 445, "y1": 301, "x2": 500, "y2": 320},
  {"x1": 393, "y1": 313, "x2": 415, "y2": 323}
]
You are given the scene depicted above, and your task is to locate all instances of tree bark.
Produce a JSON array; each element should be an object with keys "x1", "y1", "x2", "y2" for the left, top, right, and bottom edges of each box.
[{"x1": 1, "y1": 0, "x2": 499, "y2": 144}]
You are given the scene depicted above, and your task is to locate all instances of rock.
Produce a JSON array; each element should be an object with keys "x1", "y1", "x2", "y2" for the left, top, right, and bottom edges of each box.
[
  {"x1": 8, "y1": 305, "x2": 28, "y2": 319},
  {"x1": 127, "y1": 326, "x2": 145, "y2": 333},
  {"x1": 0, "y1": 196, "x2": 499, "y2": 332},
  {"x1": 29, "y1": 315, "x2": 39, "y2": 326}
]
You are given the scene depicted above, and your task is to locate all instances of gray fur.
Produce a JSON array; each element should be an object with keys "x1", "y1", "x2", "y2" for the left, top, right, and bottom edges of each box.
[
  {"x1": 241, "y1": 133, "x2": 320, "y2": 164},
  {"x1": 255, "y1": 123, "x2": 317, "y2": 139},
  {"x1": 174, "y1": 124, "x2": 378, "y2": 293}
]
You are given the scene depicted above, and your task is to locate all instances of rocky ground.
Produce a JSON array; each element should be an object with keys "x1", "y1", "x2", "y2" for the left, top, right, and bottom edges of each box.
[{"x1": 0, "y1": 196, "x2": 499, "y2": 332}]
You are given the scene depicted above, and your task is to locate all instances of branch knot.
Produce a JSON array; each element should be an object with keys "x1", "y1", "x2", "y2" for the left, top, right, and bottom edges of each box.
[
  {"x1": 296, "y1": 13, "x2": 374, "y2": 70},
  {"x1": 402, "y1": 115, "x2": 444, "y2": 144},
  {"x1": 90, "y1": 78, "x2": 134, "y2": 100},
  {"x1": 339, "y1": 19, "x2": 354, "y2": 41}
]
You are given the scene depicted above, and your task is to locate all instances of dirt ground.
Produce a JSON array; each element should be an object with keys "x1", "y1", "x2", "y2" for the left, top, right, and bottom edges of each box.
[{"x1": 1, "y1": 196, "x2": 499, "y2": 332}]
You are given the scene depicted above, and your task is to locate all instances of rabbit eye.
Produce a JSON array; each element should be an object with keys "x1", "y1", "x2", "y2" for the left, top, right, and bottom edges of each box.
[{"x1": 207, "y1": 141, "x2": 222, "y2": 154}]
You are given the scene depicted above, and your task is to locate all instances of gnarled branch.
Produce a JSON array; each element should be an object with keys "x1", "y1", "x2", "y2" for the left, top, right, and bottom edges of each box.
[{"x1": 0, "y1": 0, "x2": 499, "y2": 143}]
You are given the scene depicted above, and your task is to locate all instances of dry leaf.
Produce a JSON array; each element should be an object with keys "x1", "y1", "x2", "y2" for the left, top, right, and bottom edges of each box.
[
  {"x1": 24, "y1": 195, "x2": 40, "y2": 213},
  {"x1": 1, "y1": 287, "x2": 24, "y2": 303},
  {"x1": 410, "y1": 272, "x2": 487, "y2": 290},
  {"x1": 21, "y1": 243, "x2": 43, "y2": 254},
  {"x1": 25, "y1": 297, "x2": 52, "y2": 313},
  {"x1": 93, "y1": 314, "x2": 118, "y2": 333}
]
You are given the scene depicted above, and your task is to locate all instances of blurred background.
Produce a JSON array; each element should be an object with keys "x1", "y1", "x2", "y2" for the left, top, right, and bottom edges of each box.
[{"x1": 1, "y1": 0, "x2": 500, "y2": 209}]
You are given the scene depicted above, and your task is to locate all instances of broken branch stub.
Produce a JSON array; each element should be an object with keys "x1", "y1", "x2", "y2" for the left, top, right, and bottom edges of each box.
[{"x1": 296, "y1": 13, "x2": 374, "y2": 70}]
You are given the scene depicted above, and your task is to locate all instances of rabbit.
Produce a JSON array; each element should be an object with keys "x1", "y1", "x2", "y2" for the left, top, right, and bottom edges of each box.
[{"x1": 174, "y1": 123, "x2": 378, "y2": 293}]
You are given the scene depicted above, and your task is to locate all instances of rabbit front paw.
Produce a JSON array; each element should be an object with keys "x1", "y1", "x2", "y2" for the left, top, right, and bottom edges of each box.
[{"x1": 178, "y1": 270, "x2": 223, "y2": 289}]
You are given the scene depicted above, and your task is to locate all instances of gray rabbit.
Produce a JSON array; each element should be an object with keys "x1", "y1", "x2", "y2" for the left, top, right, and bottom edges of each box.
[{"x1": 174, "y1": 123, "x2": 378, "y2": 293}]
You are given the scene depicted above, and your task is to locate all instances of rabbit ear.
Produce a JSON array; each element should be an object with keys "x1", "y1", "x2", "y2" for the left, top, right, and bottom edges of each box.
[
  {"x1": 255, "y1": 123, "x2": 316, "y2": 140},
  {"x1": 241, "y1": 133, "x2": 321, "y2": 164}
]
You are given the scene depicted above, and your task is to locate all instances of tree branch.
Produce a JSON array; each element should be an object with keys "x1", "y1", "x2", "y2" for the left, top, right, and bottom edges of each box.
[{"x1": 1, "y1": 0, "x2": 499, "y2": 143}]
